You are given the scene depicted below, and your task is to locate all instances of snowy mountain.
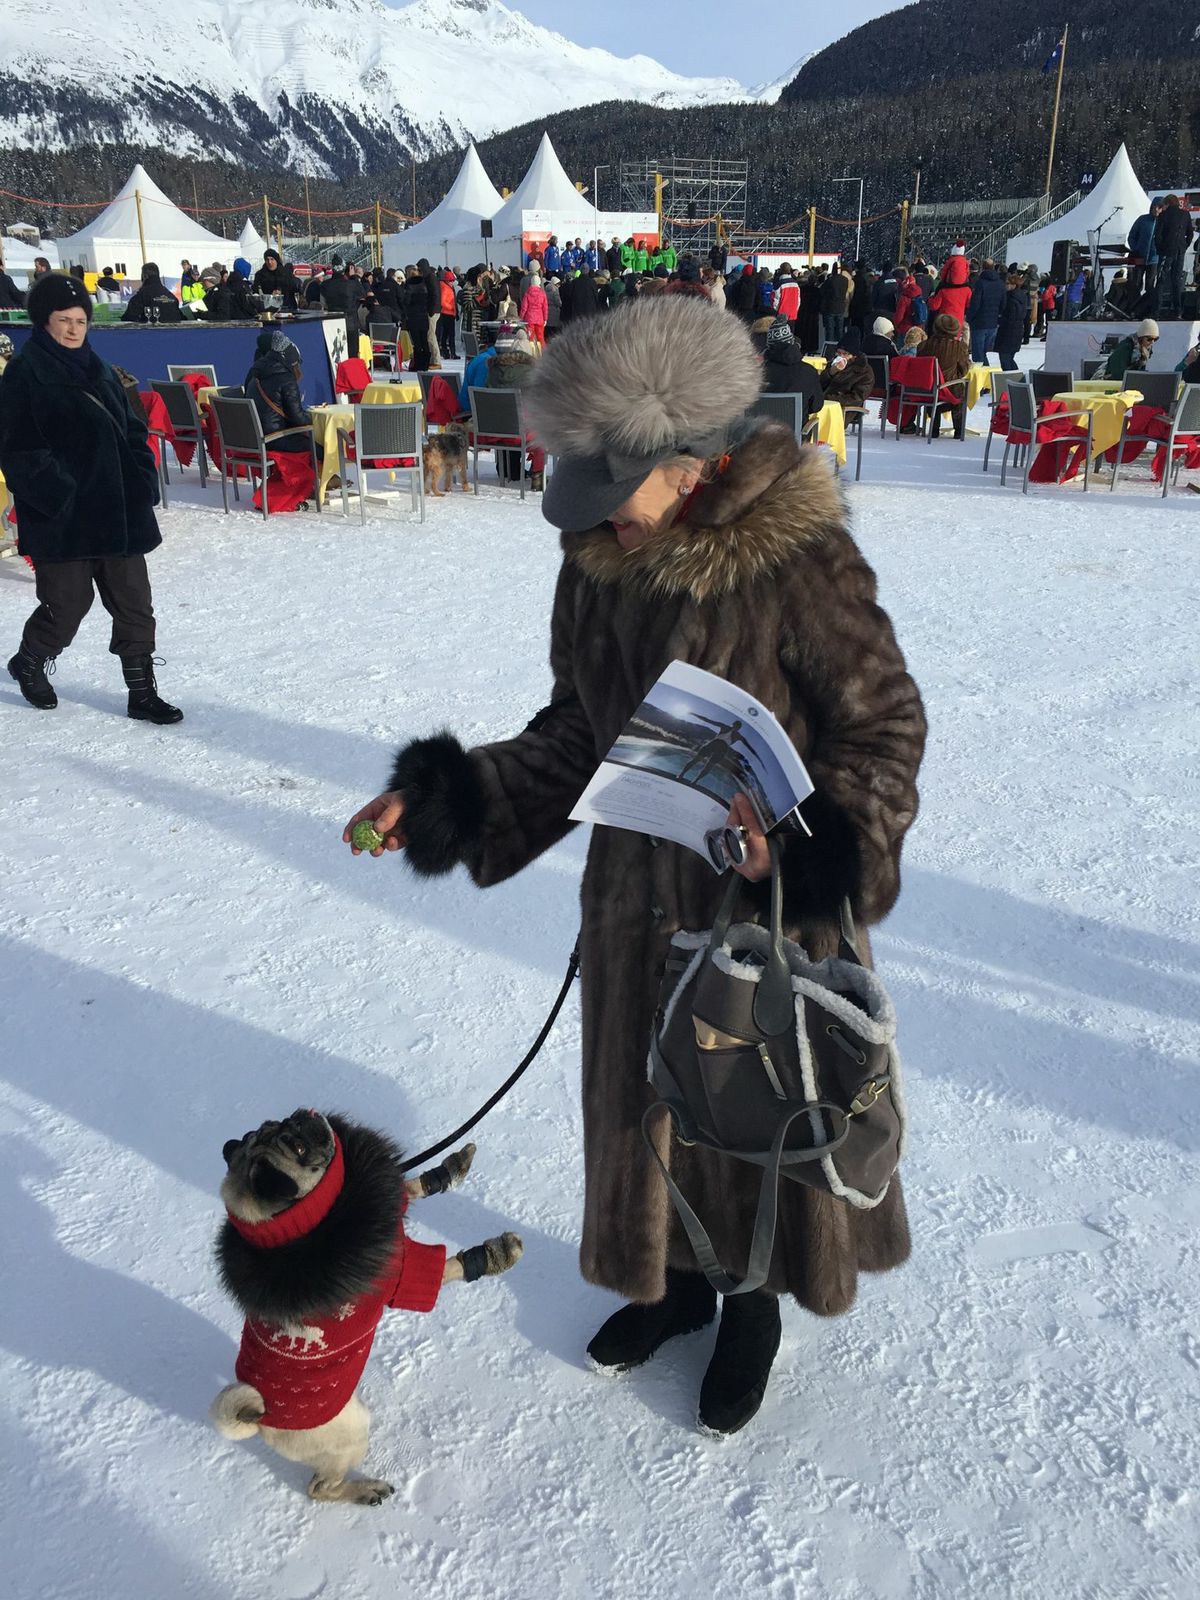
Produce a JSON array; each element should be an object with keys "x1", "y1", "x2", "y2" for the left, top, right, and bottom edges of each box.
[{"x1": 0, "y1": 0, "x2": 776, "y2": 179}]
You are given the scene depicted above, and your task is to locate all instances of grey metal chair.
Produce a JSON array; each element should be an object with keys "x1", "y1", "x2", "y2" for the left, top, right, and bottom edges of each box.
[
  {"x1": 1031, "y1": 370, "x2": 1073, "y2": 404},
  {"x1": 149, "y1": 379, "x2": 209, "y2": 485},
  {"x1": 892, "y1": 358, "x2": 968, "y2": 442},
  {"x1": 1081, "y1": 357, "x2": 1108, "y2": 380},
  {"x1": 368, "y1": 323, "x2": 398, "y2": 373},
  {"x1": 865, "y1": 355, "x2": 890, "y2": 437},
  {"x1": 842, "y1": 405, "x2": 867, "y2": 481},
  {"x1": 467, "y1": 387, "x2": 531, "y2": 498},
  {"x1": 1130, "y1": 372, "x2": 1181, "y2": 412},
  {"x1": 749, "y1": 392, "x2": 819, "y2": 445},
  {"x1": 336, "y1": 402, "x2": 424, "y2": 523},
  {"x1": 167, "y1": 363, "x2": 217, "y2": 385},
  {"x1": 210, "y1": 396, "x2": 320, "y2": 521},
  {"x1": 1000, "y1": 380, "x2": 1094, "y2": 494},
  {"x1": 1110, "y1": 382, "x2": 1200, "y2": 497},
  {"x1": 982, "y1": 371, "x2": 1016, "y2": 473},
  {"x1": 462, "y1": 330, "x2": 479, "y2": 360}
]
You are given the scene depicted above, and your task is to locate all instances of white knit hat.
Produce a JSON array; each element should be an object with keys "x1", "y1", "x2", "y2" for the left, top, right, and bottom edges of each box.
[
  {"x1": 1136, "y1": 318, "x2": 1160, "y2": 339},
  {"x1": 873, "y1": 316, "x2": 895, "y2": 336},
  {"x1": 950, "y1": 239, "x2": 966, "y2": 257}
]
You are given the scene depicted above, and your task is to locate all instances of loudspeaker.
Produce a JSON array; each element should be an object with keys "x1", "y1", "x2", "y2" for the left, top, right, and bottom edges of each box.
[
  {"x1": 480, "y1": 220, "x2": 493, "y2": 239},
  {"x1": 1049, "y1": 238, "x2": 1076, "y2": 281}
]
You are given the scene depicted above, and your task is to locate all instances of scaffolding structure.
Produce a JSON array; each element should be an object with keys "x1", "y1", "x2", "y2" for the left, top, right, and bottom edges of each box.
[{"x1": 618, "y1": 158, "x2": 748, "y2": 254}]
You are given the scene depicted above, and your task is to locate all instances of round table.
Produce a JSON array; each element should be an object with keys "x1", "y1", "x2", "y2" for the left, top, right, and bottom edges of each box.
[
  {"x1": 813, "y1": 401, "x2": 846, "y2": 465},
  {"x1": 965, "y1": 365, "x2": 1003, "y2": 409},
  {"x1": 310, "y1": 384, "x2": 423, "y2": 506}
]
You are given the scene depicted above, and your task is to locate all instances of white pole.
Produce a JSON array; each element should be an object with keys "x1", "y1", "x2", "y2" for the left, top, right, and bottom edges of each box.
[
  {"x1": 856, "y1": 178, "x2": 864, "y2": 263},
  {"x1": 593, "y1": 165, "x2": 601, "y2": 270}
]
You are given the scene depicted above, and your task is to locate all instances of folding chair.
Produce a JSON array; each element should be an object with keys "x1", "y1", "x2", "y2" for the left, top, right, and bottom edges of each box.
[
  {"x1": 892, "y1": 357, "x2": 967, "y2": 441},
  {"x1": 749, "y1": 392, "x2": 819, "y2": 446},
  {"x1": 1130, "y1": 373, "x2": 1181, "y2": 412},
  {"x1": 1000, "y1": 380, "x2": 1094, "y2": 495},
  {"x1": 467, "y1": 387, "x2": 530, "y2": 498},
  {"x1": 337, "y1": 402, "x2": 424, "y2": 524},
  {"x1": 865, "y1": 355, "x2": 890, "y2": 437},
  {"x1": 368, "y1": 323, "x2": 398, "y2": 373},
  {"x1": 167, "y1": 363, "x2": 217, "y2": 385},
  {"x1": 210, "y1": 397, "x2": 320, "y2": 521},
  {"x1": 149, "y1": 379, "x2": 209, "y2": 485},
  {"x1": 1081, "y1": 357, "x2": 1108, "y2": 380},
  {"x1": 1031, "y1": 370, "x2": 1073, "y2": 405},
  {"x1": 1111, "y1": 383, "x2": 1200, "y2": 497}
]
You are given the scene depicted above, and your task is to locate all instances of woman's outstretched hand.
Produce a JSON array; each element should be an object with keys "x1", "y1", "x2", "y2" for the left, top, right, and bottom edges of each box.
[
  {"x1": 727, "y1": 793, "x2": 771, "y2": 883},
  {"x1": 343, "y1": 790, "x2": 407, "y2": 856}
]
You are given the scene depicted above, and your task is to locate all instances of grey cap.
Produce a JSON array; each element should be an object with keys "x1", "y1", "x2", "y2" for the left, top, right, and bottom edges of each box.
[{"x1": 541, "y1": 427, "x2": 730, "y2": 535}]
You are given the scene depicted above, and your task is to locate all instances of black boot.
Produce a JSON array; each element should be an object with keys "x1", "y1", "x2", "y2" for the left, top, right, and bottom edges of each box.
[
  {"x1": 7, "y1": 644, "x2": 57, "y2": 709},
  {"x1": 121, "y1": 655, "x2": 183, "y2": 724},
  {"x1": 698, "y1": 1289, "x2": 782, "y2": 1435},
  {"x1": 587, "y1": 1268, "x2": 717, "y2": 1374}
]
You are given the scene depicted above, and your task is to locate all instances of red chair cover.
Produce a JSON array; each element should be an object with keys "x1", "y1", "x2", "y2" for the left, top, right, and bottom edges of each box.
[
  {"x1": 335, "y1": 359, "x2": 372, "y2": 404},
  {"x1": 138, "y1": 390, "x2": 173, "y2": 467},
  {"x1": 885, "y1": 356, "x2": 964, "y2": 427},
  {"x1": 251, "y1": 449, "x2": 318, "y2": 513},
  {"x1": 424, "y1": 375, "x2": 460, "y2": 428}
]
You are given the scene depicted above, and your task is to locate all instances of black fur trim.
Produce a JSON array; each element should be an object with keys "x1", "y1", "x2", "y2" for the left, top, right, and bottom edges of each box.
[
  {"x1": 387, "y1": 732, "x2": 486, "y2": 878},
  {"x1": 744, "y1": 790, "x2": 863, "y2": 923},
  {"x1": 215, "y1": 1116, "x2": 407, "y2": 1322}
]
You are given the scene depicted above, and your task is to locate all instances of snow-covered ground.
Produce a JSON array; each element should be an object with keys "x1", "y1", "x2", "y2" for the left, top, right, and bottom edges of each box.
[{"x1": 2, "y1": 394, "x2": 1199, "y2": 1600}]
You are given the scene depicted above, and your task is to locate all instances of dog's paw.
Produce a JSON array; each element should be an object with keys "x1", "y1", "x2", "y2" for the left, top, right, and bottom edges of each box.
[
  {"x1": 354, "y1": 1479, "x2": 395, "y2": 1507},
  {"x1": 417, "y1": 1142, "x2": 476, "y2": 1196},
  {"x1": 457, "y1": 1231, "x2": 523, "y2": 1282}
]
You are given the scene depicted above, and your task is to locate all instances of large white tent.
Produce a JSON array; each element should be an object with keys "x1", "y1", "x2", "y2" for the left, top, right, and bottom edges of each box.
[
  {"x1": 237, "y1": 216, "x2": 268, "y2": 263},
  {"x1": 382, "y1": 144, "x2": 504, "y2": 270},
  {"x1": 1007, "y1": 144, "x2": 1150, "y2": 272},
  {"x1": 56, "y1": 165, "x2": 240, "y2": 276},
  {"x1": 485, "y1": 132, "x2": 657, "y2": 268}
]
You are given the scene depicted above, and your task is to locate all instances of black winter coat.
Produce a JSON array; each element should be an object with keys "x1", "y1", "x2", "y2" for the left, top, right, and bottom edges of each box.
[
  {"x1": 849, "y1": 272, "x2": 873, "y2": 328},
  {"x1": 728, "y1": 273, "x2": 759, "y2": 319},
  {"x1": 606, "y1": 245, "x2": 624, "y2": 276},
  {"x1": 0, "y1": 270, "x2": 24, "y2": 309},
  {"x1": 242, "y1": 351, "x2": 312, "y2": 447},
  {"x1": 319, "y1": 272, "x2": 360, "y2": 315},
  {"x1": 995, "y1": 288, "x2": 1030, "y2": 349},
  {"x1": 123, "y1": 279, "x2": 183, "y2": 323},
  {"x1": 1154, "y1": 205, "x2": 1195, "y2": 257},
  {"x1": 204, "y1": 274, "x2": 258, "y2": 321},
  {"x1": 0, "y1": 336, "x2": 161, "y2": 564},
  {"x1": 967, "y1": 268, "x2": 1004, "y2": 328},
  {"x1": 762, "y1": 343, "x2": 823, "y2": 417},
  {"x1": 252, "y1": 261, "x2": 299, "y2": 310},
  {"x1": 560, "y1": 275, "x2": 600, "y2": 323},
  {"x1": 820, "y1": 272, "x2": 850, "y2": 316},
  {"x1": 399, "y1": 278, "x2": 432, "y2": 329}
]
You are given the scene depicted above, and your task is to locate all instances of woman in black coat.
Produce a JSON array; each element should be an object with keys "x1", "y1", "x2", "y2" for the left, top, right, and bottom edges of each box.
[
  {"x1": 0, "y1": 274, "x2": 181, "y2": 721},
  {"x1": 994, "y1": 273, "x2": 1030, "y2": 371},
  {"x1": 761, "y1": 318, "x2": 823, "y2": 418},
  {"x1": 243, "y1": 331, "x2": 312, "y2": 448}
]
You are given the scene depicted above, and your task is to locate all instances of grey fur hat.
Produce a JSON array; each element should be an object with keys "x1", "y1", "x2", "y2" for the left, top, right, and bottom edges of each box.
[{"x1": 524, "y1": 295, "x2": 761, "y2": 532}]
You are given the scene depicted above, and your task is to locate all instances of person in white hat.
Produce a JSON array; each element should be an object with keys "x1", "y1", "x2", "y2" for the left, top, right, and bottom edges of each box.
[{"x1": 1103, "y1": 318, "x2": 1159, "y2": 383}]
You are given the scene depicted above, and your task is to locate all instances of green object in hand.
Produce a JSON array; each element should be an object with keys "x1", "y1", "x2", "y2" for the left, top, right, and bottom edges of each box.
[{"x1": 352, "y1": 821, "x2": 385, "y2": 852}]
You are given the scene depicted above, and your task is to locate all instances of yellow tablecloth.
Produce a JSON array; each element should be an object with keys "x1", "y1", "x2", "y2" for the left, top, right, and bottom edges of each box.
[
  {"x1": 1071, "y1": 378, "x2": 1122, "y2": 395},
  {"x1": 802, "y1": 355, "x2": 828, "y2": 372},
  {"x1": 362, "y1": 381, "x2": 422, "y2": 406},
  {"x1": 310, "y1": 387, "x2": 423, "y2": 506},
  {"x1": 814, "y1": 401, "x2": 846, "y2": 465},
  {"x1": 965, "y1": 365, "x2": 1002, "y2": 409},
  {"x1": 1050, "y1": 390, "x2": 1141, "y2": 458},
  {"x1": 197, "y1": 386, "x2": 219, "y2": 410}
]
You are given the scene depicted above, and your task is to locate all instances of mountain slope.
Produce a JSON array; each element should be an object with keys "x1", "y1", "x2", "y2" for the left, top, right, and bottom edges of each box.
[{"x1": 0, "y1": 0, "x2": 762, "y2": 179}]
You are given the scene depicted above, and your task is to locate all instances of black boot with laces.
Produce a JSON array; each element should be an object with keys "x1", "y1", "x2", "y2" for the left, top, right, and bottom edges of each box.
[
  {"x1": 122, "y1": 655, "x2": 183, "y2": 724},
  {"x1": 698, "y1": 1288, "x2": 782, "y2": 1435},
  {"x1": 7, "y1": 643, "x2": 57, "y2": 709},
  {"x1": 587, "y1": 1267, "x2": 717, "y2": 1374}
]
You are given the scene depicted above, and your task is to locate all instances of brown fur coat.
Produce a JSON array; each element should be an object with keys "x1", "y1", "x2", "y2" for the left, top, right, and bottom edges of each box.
[{"x1": 390, "y1": 423, "x2": 927, "y2": 1314}]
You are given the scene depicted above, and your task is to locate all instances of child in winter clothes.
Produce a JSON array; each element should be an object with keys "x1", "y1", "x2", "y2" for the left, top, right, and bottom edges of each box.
[
  {"x1": 928, "y1": 243, "x2": 972, "y2": 332},
  {"x1": 520, "y1": 274, "x2": 548, "y2": 348}
]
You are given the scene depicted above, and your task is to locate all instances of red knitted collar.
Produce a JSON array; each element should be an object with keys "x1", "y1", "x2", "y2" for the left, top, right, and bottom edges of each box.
[{"x1": 226, "y1": 1133, "x2": 345, "y2": 1248}]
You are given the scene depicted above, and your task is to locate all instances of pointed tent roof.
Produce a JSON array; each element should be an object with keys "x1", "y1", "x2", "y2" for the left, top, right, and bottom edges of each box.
[
  {"x1": 381, "y1": 142, "x2": 504, "y2": 269},
  {"x1": 489, "y1": 133, "x2": 585, "y2": 239},
  {"x1": 238, "y1": 217, "x2": 268, "y2": 260},
  {"x1": 58, "y1": 164, "x2": 232, "y2": 256},
  {"x1": 1007, "y1": 144, "x2": 1150, "y2": 272}
]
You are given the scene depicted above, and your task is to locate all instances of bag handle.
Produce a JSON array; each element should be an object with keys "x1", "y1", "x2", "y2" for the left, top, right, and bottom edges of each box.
[{"x1": 707, "y1": 838, "x2": 793, "y2": 1038}]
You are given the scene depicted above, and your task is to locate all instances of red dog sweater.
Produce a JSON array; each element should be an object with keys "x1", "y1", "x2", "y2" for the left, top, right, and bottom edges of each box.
[{"x1": 229, "y1": 1135, "x2": 445, "y2": 1430}]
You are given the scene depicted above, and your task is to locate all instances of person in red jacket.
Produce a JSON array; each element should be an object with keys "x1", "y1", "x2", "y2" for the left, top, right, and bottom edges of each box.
[
  {"x1": 893, "y1": 270, "x2": 923, "y2": 335},
  {"x1": 929, "y1": 242, "x2": 972, "y2": 334},
  {"x1": 773, "y1": 264, "x2": 800, "y2": 328},
  {"x1": 520, "y1": 270, "x2": 549, "y2": 348},
  {"x1": 1036, "y1": 279, "x2": 1057, "y2": 338},
  {"x1": 437, "y1": 269, "x2": 459, "y2": 361}
]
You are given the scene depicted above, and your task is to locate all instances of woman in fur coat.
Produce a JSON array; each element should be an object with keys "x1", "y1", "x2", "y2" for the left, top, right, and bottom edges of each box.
[{"x1": 344, "y1": 296, "x2": 926, "y2": 1435}]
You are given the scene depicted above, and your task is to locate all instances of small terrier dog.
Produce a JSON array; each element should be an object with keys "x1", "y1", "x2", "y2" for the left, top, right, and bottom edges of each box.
[
  {"x1": 423, "y1": 422, "x2": 472, "y2": 497},
  {"x1": 210, "y1": 1109, "x2": 521, "y2": 1505}
]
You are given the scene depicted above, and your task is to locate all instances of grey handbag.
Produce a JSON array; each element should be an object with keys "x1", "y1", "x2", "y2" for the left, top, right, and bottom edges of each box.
[{"x1": 642, "y1": 837, "x2": 907, "y2": 1295}]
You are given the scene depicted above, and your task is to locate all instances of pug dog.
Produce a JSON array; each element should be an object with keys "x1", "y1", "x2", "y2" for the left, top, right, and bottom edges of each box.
[{"x1": 210, "y1": 1109, "x2": 521, "y2": 1505}]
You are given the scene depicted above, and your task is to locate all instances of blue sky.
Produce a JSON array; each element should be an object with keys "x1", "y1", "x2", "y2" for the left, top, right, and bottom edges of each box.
[{"x1": 498, "y1": 0, "x2": 907, "y2": 85}]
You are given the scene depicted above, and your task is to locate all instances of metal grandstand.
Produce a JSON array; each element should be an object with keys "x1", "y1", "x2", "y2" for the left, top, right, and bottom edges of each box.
[{"x1": 619, "y1": 158, "x2": 748, "y2": 254}]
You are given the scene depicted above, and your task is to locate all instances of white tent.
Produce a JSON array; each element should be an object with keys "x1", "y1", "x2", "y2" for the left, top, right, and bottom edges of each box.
[
  {"x1": 382, "y1": 144, "x2": 504, "y2": 270},
  {"x1": 485, "y1": 132, "x2": 657, "y2": 268},
  {"x1": 56, "y1": 164, "x2": 239, "y2": 275},
  {"x1": 238, "y1": 217, "x2": 268, "y2": 263},
  {"x1": 0, "y1": 236, "x2": 61, "y2": 286},
  {"x1": 1007, "y1": 144, "x2": 1150, "y2": 272}
]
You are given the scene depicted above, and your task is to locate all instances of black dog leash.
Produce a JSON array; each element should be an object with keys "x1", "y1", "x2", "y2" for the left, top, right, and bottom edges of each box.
[{"x1": 398, "y1": 939, "x2": 581, "y2": 1174}]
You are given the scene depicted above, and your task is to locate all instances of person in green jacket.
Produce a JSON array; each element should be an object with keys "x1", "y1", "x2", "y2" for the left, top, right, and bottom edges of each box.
[
  {"x1": 633, "y1": 241, "x2": 650, "y2": 274},
  {"x1": 1103, "y1": 318, "x2": 1158, "y2": 381},
  {"x1": 660, "y1": 243, "x2": 678, "y2": 272},
  {"x1": 620, "y1": 238, "x2": 636, "y2": 272}
]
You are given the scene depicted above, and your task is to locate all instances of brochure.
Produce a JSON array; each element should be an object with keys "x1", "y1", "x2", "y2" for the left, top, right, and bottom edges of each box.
[{"x1": 569, "y1": 660, "x2": 814, "y2": 871}]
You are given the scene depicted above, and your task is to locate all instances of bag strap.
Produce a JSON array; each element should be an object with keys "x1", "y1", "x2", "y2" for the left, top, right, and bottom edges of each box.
[{"x1": 642, "y1": 1099, "x2": 847, "y2": 1295}]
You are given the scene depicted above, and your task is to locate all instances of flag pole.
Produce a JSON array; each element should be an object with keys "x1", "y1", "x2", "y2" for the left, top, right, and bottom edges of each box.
[{"x1": 1044, "y1": 23, "x2": 1068, "y2": 200}]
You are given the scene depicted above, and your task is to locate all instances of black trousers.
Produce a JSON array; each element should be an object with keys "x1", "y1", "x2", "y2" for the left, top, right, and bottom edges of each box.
[
  {"x1": 436, "y1": 312, "x2": 458, "y2": 360},
  {"x1": 22, "y1": 555, "x2": 156, "y2": 660}
]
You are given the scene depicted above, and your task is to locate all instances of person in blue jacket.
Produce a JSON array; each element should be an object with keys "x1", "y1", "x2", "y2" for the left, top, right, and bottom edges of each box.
[
  {"x1": 458, "y1": 327, "x2": 499, "y2": 413},
  {"x1": 965, "y1": 259, "x2": 1005, "y2": 363},
  {"x1": 585, "y1": 242, "x2": 599, "y2": 273},
  {"x1": 543, "y1": 236, "x2": 561, "y2": 276},
  {"x1": 1127, "y1": 200, "x2": 1162, "y2": 301}
]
